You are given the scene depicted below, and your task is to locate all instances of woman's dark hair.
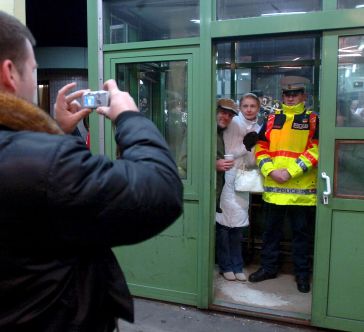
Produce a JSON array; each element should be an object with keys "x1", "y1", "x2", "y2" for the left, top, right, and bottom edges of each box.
[{"x1": 0, "y1": 11, "x2": 36, "y2": 75}]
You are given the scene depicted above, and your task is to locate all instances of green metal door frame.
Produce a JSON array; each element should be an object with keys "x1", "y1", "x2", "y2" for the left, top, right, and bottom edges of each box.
[
  {"x1": 102, "y1": 47, "x2": 215, "y2": 308},
  {"x1": 312, "y1": 28, "x2": 364, "y2": 332}
]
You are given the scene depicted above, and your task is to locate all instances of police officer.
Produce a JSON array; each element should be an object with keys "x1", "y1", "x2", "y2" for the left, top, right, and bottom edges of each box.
[{"x1": 248, "y1": 76, "x2": 319, "y2": 293}]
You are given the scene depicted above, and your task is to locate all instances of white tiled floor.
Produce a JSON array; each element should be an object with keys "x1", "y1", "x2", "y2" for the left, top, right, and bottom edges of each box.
[{"x1": 213, "y1": 264, "x2": 312, "y2": 315}]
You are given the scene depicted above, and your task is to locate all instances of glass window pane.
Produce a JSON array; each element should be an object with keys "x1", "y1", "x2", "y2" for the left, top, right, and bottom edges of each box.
[
  {"x1": 236, "y1": 37, "x2": 317, "y2": 62},
  {"x1": 103, "y1": 0, "x2": 199, "y2": 44},
  {"x1": 336, "y1": 35, "x2": 364, "y2": 127},
  {"x1": 116, "y1": 61, "x2": 188, "y2": 179},
  {"x1": 217, "y1": 0, "x2": 321, "y2": 20},
  {"x1": 216, "y1": 69, "x2": 232, "y2": 99},
  {"x1": 216, "y1": 35, "x2": 319, "y2": 111},
  {"x1": 335, "y1": 141, "x2": 364, "y2": 198},
  {"x1": 337, "y1": 0, "x2": 364, "y2": 9},
  {"x1": 238, "y1": 66, "x2": 315, "y2": 107}
]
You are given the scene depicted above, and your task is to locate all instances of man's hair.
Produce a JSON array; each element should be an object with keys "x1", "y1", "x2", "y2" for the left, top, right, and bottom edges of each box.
[{"x1": 0, "y1": 11, "x2": 36, "y2": 75}]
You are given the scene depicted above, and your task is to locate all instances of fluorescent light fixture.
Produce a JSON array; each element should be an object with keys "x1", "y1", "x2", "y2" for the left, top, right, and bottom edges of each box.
[
  {"x1": 355, "y1": 4, "x2": 364, "y2": 8},
  {"x1": 190, "y1": 19, "x2": 200, "y2": 24},
  {"x1": 293, "y1": 57, "x2": 301, "y2": 61},
  {"x1": 359, "y1": 44, "x2": 364, "y2": 51},
  {"x1": 261, "y1": 11, "x2": 306, "y2": 16},
  {"x1": 139, "y1": 80, "x2": 144, "y2": 85},
  {"x1": 338, "y1": 53, "x2": 362, "y2": 57},
  {"x1": 280, "y1": 66, "x2": 302, "y2": 69},
  {"x1": 352, "y1": 64, "x2": 357, "y2": 73},
  {"x1": 339, "y1": 48, "x2": 360, "y2": 53},
  {"x1": 340, "y1": 45, "x2": 357, "y2": 50}
]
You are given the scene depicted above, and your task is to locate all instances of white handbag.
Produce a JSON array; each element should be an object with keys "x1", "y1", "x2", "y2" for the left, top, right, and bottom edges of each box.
[{"x1": 234, "y1": 164, "x2": 264, "y2": 193}]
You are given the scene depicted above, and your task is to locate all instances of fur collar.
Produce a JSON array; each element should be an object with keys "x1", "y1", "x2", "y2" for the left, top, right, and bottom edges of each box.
[{"x1": 0, "y1": 92, "x2": 63, "y2": 134}]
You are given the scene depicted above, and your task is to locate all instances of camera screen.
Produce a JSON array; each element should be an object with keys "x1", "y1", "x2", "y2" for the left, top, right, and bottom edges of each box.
[{"x1": 84, "y1": 95, "x2": 95, "y2": 107}]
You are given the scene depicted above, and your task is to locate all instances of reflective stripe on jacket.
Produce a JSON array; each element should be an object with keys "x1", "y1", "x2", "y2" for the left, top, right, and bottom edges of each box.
[{"x1": 255, "y1": 102, "x2": 319, "y2": 206}]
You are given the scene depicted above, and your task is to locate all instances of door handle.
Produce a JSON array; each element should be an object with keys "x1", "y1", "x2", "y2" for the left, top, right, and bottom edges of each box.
[{"x1": 321, "y1": 172, "x2": 331, "y2": 205}]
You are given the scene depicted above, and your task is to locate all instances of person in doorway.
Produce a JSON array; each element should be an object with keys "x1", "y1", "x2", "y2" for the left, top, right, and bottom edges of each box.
[
  {"x1": 216, "y1": 94, "x2": 261, "y2": 282},
  {"x1": 0, "y1": 11, "x2": 183, "y2": 332},
  {"x1": 215, "y1": 98, "x2": 238, "y2": 214},
  {"x1": 248, "y1": 76, "x2": 319, "y2": 293}
]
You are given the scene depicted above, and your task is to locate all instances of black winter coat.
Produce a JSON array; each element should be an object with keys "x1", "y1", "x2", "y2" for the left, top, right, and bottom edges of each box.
[{"x1": 0, "y1": 94, "x2": 183, "y2": 331}]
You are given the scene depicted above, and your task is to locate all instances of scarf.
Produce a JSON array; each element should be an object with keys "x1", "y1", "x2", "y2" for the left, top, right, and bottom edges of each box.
[{"x1": 0, "y1": 92, "x2": 63, "y2": 134}]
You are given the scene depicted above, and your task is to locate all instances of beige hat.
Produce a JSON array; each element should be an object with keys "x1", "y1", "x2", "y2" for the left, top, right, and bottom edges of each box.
[
  {"x1": 281, "y1": 76, "x2": 310, "y2": 92},
  {"x1": 217, "y1": 98, "x2": 238, "y2": 115}
]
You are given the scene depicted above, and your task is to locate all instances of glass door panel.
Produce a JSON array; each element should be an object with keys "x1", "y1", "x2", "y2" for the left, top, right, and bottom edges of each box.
[
  {"x1": 336, "y1": 35, "x2": 364, "y2": 127},
  {"x1": 115, "y1": 61, "x2": 188, "y2": 179},
  {"x1": 335, "y1": 140, "x2": 364, "y2": 198}
]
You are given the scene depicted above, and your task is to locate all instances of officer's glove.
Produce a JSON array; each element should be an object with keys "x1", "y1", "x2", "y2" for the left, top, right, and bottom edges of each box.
[{"x1": 243, "y1": 132, "x2": 259, "y2": 151}]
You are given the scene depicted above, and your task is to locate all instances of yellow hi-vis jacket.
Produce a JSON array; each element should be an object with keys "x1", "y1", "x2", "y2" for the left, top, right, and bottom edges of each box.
[{"x1": 255, "y1": 102, "x2": 319, "y2": 206}]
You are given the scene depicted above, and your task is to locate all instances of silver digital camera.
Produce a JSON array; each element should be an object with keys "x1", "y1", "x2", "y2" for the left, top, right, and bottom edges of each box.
[{"x1": 82, "y1": 90, "x2": 109, "y2": 109}]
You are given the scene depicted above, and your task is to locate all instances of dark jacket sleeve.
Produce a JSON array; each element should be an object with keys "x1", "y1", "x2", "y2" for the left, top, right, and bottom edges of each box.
[{"x1": 47, "y1": 112, "x2": 183, "y2": 248}]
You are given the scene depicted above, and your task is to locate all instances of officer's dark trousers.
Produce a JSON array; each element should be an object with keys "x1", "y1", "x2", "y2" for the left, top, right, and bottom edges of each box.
[{"x1": 261, "y1": 202, "x2": 315, "y2": 279}]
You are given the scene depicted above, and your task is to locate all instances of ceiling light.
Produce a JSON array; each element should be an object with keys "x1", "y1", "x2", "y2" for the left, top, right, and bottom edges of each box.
[
  {"x1": 261, "y1": 12, "x2": 306, "y2": 17},
  {"x1": 340, "y1": 45, "x2": 357, "y2": 50},
  {"x1": 338, "y1": 53, "x2": 362, "y2": 57},
  {"x1": 190, "y1": 19, "x2": 200, "y2": 24},
  {"x1": 339, "y1": 48, "x2": 360, "y2": 52},
  {"x1": 355, "y1": 4, "x2": 364, "y2": 8}
]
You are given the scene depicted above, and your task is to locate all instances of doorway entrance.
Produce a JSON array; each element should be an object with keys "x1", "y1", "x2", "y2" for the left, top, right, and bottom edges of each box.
[{"x1": 212, "y1": 33, "x2": 321, "y2": 320}]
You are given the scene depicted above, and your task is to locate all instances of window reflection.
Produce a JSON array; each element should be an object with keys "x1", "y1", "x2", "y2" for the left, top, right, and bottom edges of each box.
[
  {"x1": 337, "y1": 0, "x2": 364, "y2": 9},
  {"x1": 116, "y1": 61, "x2": 188, "y2": 179},
  {"x1": 335, "y1": 141, "x2": 364, "y2": 198},
  {"x1": 336, "y1": 35, "x2": 364, "y2": 127},
  {"x1": 216, "y1": 0, "x2": 321, "y2": 20},
  {"x1": 216, "y1": 35, "x2": 319, "y2": 111},
  {"x1": 103, "y1": 0, "x2": 199, "y2": 43}
]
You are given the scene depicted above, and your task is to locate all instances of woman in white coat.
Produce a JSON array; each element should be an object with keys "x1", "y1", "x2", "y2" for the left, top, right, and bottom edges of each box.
[{"x1": 216, "y1": 93, "x2": 261, "y2": 281}]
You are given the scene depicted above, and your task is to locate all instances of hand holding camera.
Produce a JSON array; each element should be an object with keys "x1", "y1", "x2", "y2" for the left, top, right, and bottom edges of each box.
[
  {"x1": 81, "y1": 90, "x2": 110, "y2": 109},
  {"x1": 55, "y1": 80, "x2": 139, "y2": 131},
  {"x1": 54, "y1": 82, "x2": 92, "y2": 134},
  {"x1": 95, "y1": 80, "x2": 139, "y2": 121}
]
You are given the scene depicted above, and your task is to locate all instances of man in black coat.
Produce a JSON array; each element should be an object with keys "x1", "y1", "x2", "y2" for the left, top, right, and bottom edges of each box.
[{"x1": 0, "y1": 11, "x2": 183, "y2": 332}]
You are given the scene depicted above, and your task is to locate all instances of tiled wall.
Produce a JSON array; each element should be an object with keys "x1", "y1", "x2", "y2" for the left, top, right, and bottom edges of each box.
[
  {"x1": 38, "y1": 69, "x2": 88, "y2": 117},
  {"x1": 38, "y1": 69, "x2": 89, "y2": 138}
]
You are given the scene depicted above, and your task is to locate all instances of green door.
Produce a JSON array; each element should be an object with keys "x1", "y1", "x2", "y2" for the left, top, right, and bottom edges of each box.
[
  {"x1": 102, "y1": 47, "x2": 211, "y2": 307},
  {"x1": 312, "y1": 30, "x2": 364, "y2": 332}
]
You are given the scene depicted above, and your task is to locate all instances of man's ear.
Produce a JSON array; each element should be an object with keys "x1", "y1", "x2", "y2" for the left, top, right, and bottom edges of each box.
[{"x1": 0, "y1": 60, "x2": 18, "y2": 94}]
